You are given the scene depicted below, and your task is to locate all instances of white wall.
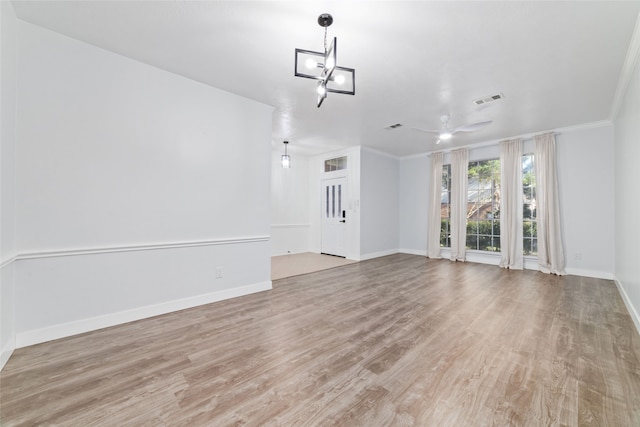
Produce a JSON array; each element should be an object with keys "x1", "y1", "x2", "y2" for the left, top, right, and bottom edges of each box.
[
  {"x1": 397, "y1": 125, "x2": 616, "y2": 279},
  {"x1": 17, "y1": 23, "x2": 272, "y2": 249},
  {"x1": 398, "y1": 154, "x2": 429, "y2": 255},
  {"x1": 11, "y1": 22, "x2": 273, "y2": 347},
  {"x1": 614, "y1": 48, "x2": 640, "y2": 330},
  {"x1": 360, "y1": 148, "x2": 399, "y2": 259},
  {"x1": 557, "y1": 125, "x2": 615, "y2": 278},
  {"x1": 270, "y1": 149, "x2": 310, "y2": 255},
  {"x1": 0, "y1": 1, "x2": 18, "y2": 369}
]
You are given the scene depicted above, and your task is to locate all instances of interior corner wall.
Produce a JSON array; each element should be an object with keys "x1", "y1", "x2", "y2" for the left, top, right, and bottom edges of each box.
[
  {"x1": 614, "y1": 48, "x2": 640, "y2": 329},
  {"x1": 12, "y1": 21, "x2": 273, "y2": 348},
  {"x1": 1, "y1": 1, "x2": 18, "y2": 369},
  {"x1": 270, "y1": 149, "x2": 310, "y2": 255},
  {"x1": 360, "y1": 148, "x2": 399, "y2": 260},
  {"x1": 398, "y1": 154, "x2": 429, "y2": 255}
]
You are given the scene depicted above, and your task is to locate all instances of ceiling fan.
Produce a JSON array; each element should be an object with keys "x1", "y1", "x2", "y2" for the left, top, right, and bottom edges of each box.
[{"x1": 412, "y1": 114, "x2": 492, "y2": 144}]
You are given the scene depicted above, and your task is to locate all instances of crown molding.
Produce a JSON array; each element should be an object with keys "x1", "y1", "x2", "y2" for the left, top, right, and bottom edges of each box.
[
  {"x1": 610, "y1": 10, "x2": 640, "y2": 120},
  {"x1": 360, "y1": 145, "x2": 400, "y2": 160},
  {"x1": 416, "y1": 120, "x2": 613, "y2": 157}
]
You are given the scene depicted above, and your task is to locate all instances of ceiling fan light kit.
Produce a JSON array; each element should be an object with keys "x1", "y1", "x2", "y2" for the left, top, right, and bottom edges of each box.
[{"x1": 294, "y1": 13, "x2": 355, "y2": 108}]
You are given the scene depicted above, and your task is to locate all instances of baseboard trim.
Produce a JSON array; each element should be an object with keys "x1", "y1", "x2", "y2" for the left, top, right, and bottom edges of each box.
[
  {"x1": 1, "y1": 342, "x2": 15, "y2": 370},
  {"x1": 359, "y1": 249, "x2": 400, "y2": 261},
  {"x1": 399, "y1": 248, "x2": 428, "y2": 257},
  {"x1": 398, "y1": 249, "x2": 615, "y2": 280},
  {"x1": 465, "y1": 251, "x2": 501, "y2": 266},
  {"x1": 15, "y1": 280, "x2": 273, "y2": 348},
  {"x1": 564, "y1": 268, "x2": 614, "y2": 280},
  {"x1": 614, "y1": 277, "x2": 640, "y2": 336}
]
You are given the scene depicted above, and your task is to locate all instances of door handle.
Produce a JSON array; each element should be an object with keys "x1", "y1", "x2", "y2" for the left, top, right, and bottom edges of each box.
[{"x1": 339, "y1": 220, "x2": 346, "y2": 223}]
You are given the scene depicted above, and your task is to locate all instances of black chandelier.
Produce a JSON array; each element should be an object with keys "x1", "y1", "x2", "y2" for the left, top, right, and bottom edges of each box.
[{"x1": 294, "y1": 13, "x2": 355, "y2": 108}]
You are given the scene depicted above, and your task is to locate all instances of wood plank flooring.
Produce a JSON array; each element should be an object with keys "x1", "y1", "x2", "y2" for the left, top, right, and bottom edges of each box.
[{"x1": 2, "y1": 254, "x2": 640, "y2": 426}]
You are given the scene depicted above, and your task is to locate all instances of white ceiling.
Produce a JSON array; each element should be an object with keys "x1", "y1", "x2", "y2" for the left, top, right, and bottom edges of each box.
[{"x1": 11, "y1": 1, "x2": 640, "y2": 157}]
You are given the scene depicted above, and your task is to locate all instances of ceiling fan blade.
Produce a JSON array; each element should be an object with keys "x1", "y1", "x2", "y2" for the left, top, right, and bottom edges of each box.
[
  {"x1": 410, "y1": 127, "x2": 442, "y2": 133},
  {"x1": 453, "y1": 120, "x2": 492, "y2": 133}
]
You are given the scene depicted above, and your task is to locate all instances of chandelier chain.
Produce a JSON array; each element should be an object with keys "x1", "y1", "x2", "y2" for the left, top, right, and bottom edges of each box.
[{"x1": 324, "y1": 26, "x2": 328, "y2": 55}]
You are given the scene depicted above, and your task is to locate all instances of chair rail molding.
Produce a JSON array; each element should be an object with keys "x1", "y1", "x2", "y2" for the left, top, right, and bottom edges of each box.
[{"x1": 12, "y1": 236, "x2": 270, "y2": 261}]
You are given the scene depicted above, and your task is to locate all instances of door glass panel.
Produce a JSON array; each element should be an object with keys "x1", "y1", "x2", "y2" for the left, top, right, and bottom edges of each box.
[
  {"x1": 332, "y1": 185, "x2": 335, "y2": 218},
  {"x1": 338, "y1": 185, "x2": 342, "y2": 217},
  {"x1": 326, "y1": 186, "x2": 329, "y2": 218}
]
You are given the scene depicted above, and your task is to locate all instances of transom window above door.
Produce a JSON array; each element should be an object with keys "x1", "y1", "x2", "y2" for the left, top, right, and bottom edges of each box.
[{"x1": 324, "y1": 156, "x2": 347, "y2": 172}]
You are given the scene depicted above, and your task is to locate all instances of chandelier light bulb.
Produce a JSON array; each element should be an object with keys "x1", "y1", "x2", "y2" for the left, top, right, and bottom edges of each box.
[
  {"x1": 317, "y1": 84, "x2": 327, "y2": 96},
  {"x1": 334, "y1": 74, "x2": 345, "y2": 85},
  {"x1": 325, "y1": 56, "x2": 335, "y2": 70},
  {"x1": 305, "y1": 58, "x2": 317, "y2": 69}
]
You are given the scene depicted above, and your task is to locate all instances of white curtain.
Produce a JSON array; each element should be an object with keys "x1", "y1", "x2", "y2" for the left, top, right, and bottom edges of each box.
[
  {"x1": 427, "y1": 152, "x2": 444, "y2": 258},
  {"x1": 534, "y1": 133, "x2": 565, "y2": 275},
  {"x1": 499, "y1": 139, "x2": 524, "y2": 269},
  {"x1": 450, "y1": 149, "x2": 468, "y2": 261}
]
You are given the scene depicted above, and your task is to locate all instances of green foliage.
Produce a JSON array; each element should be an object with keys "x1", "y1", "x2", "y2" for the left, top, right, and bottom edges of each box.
[
  {"x1": 523, "y1": 220, "x2": 537, "y2": 237},
  {"x1": 524, "y1": 238, "x2": 538, "y2": 255},
  {"x1": 467, "y1": 160, "x2": 500, "y2": 220},
  {"x1": 468, "y1": 159, "x2": 500, "y2": 181},
  {"x1": 441, "y1": 156, "x2": 537, "y2": 255},
  {"x1": 523, "y1": 171, "x2": 536, "y2": 187},
  {"x1": 440, "y1": 219, "x2": 450, "y2": 247}
]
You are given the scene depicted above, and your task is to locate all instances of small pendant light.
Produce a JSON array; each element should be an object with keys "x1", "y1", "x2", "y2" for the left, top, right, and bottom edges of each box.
[{"x1": 281, "y1": 141, "x2": 291, "y2": 168}]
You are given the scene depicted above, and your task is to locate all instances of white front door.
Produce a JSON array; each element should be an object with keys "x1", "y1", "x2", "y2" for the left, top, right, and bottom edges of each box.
[{"x1": 321, "y1": 177, "x2": 347, "y2": 257}]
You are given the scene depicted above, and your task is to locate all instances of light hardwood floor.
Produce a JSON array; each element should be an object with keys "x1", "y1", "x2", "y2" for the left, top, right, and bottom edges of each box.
[{"x1": 2, "y1": 254, "x2": 640, "y2": 426}]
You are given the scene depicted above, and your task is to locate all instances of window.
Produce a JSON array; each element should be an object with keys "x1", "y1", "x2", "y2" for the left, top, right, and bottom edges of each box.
[
  {"x1": 466, "y1": 159, "x2": 501, "y2": 252},
  {"x1": 439, "y1": 155, "x2": 536, "y2": 255},
  {"x1": 523, "y1": 154, "x2": 537, "y2": 255},
  {"x1": 324, "y1": 156, "x2": 347, "y2": 172},
  {"x1": 440, "y1": 164, "x2": 451, "y2": 247}
]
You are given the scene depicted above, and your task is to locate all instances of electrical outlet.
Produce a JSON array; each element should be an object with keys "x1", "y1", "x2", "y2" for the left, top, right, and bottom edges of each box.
[{"x1": 215, "y1": 267, "x2": 223, "y2": 279}]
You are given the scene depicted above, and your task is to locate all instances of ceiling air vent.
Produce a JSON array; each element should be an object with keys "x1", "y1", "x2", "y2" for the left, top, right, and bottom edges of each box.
[
  {"x1": 473, "y1": 93, "x2": 504, "y2": 106},
  {"x1": 384, "y1": 123, "x2": 403, "y2": 130}
]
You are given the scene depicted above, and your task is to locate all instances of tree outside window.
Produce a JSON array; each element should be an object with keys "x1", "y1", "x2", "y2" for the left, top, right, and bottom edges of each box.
[
  {"x1": 523, "y1": 154, "x2": 537, "y2": 255},
  {"x1": 467, "y1": 159, "x2": 501, "y2": 252},
  {"x1": 441, "y1": 155, "x2": 536, "y2": 254},
  {"x1": 440, "y1": 164, "x2": 451, "y2": 247}
]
